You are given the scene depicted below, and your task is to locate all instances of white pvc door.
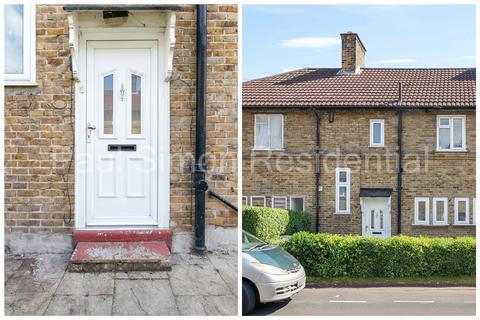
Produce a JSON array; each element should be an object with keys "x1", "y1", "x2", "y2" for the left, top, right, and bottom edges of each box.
[
  {"x1": 85, "y1": 41, "x2": 158, "y2": 226},
  {"x1": 363, "y1": 198, "x2": 390, "y2": 238}
]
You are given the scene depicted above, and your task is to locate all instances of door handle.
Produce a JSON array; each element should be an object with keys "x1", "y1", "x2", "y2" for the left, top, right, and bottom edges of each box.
[{"x1": 87, "y1": 122, "x2": 96, "y2": 142}]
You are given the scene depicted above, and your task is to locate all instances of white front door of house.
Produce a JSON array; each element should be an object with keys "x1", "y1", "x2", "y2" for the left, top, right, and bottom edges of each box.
[
  {"x1": 85, "y1": 41, "x2": 159, "y2": 226},
  {"x1": 362, "y1": 198, "x2": 391, "y2": 238}
]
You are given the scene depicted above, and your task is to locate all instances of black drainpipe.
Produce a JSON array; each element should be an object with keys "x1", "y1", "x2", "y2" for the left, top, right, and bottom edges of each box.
[
  {"x1": 396, "y1": 82, "x2": 403, "y2": 234},
  {"x1": 312, "y1": 109, "x2": 321, "y2": 232},
  {"x1": 194, "y1": 4, "x2": 208, "y2": 253}
]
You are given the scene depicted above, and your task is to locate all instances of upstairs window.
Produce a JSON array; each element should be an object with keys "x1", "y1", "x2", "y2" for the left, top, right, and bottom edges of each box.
[
  {"x1": 4, "y1": 4, "x2": 36, "y2": 85},
  {"x1": 254, "y1": 114, "x2": 284, "y2": 150},
  {"x1": 437, "y1": 116, "x2": 466, "y2": 151},
  {"x1": 335, "y1": 168, "x2": 350, "y2": 214},
  {"x1": 369, "y1": 119, "x2": 384, "y2": 147}
]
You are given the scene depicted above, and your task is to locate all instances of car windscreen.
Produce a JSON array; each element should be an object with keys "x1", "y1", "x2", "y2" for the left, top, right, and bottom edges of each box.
[
  {"x1": 242, "y1": 231, "x2": 265, "y2": 251},
  {"x1": 247, "y1": 246, "x2": 301, "y2": 272}
]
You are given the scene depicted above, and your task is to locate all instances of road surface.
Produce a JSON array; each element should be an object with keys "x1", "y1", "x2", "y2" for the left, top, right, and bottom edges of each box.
[{"x1": 252, "y1": 287, "x2": 476, "y2": 316}]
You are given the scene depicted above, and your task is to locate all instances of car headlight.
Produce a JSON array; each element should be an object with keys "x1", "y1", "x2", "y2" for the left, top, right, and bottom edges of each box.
[{"x1": 251, "y1": 262, "x2": 289, "y2": 275}]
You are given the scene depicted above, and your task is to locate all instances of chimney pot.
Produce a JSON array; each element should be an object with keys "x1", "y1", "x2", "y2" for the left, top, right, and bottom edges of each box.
[{"x1": 340, "y1": 32, "x2": 366, "y2": 74}]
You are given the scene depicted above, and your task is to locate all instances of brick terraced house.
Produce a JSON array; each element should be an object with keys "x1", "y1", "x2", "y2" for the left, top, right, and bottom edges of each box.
[
  {"x1": 242, "y1": 32, "x2": 475, "y2": 237},
  {"x1": 4, "y1": 4, "x2": 238, "y2": 270}
]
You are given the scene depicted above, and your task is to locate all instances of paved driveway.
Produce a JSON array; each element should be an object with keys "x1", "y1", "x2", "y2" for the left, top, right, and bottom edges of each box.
[
  {"x1": 252, "y1": 287, "x2": 475, "y2": 316},
  {"x1": 5, "y1": 251, "x2": 237, "y2": 316}
]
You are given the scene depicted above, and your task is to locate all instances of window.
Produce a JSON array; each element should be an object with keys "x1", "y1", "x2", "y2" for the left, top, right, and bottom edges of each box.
[
  {"x1": 335, "y1": 168, "x2": 350, "y2": 214},
  {"x1": 4, "y1": 4, "x2": 36, "y2": 85},
  {"x1": 370, "y1": 119, "x2": 384, "y2": 147},
  {"x1": 454, "y1": 198, "x2": 469, "y2": 225},
  {"x1": 473, "y1": 198, "x2": 476, "y2": 225},
  {"x1": 432, "y1": 198, "x2": 448, "y2": 225},
  {"x1": 437, "y1": 116, "x2": 466, "y2": 151},
  {"x1": 254, "y1": 114, "x2": 283, "y2": 150},
  {"x1": 250, "y1": 196, "x2": 266, "y2": 207},
  {"x1": 290, "y1": 196, "x2": 305, "y2": 212},
  {"x1": 242, "y1": 196, "x2": 248, "y2": 207},
  {"x1": 414, "y1": 197, "x2": 429, "y2": 225},
  {"x1": 272, "y1": 196, "x2": 287, "y2": 209}
]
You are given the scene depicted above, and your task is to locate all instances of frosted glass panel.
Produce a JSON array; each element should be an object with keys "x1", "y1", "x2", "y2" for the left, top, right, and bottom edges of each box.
[
  {"x1": 372, "y1": 122, "x2": 381, "y2": 144},
  {"x1": 131, "y1": 74, "x2": 142, "y2": 135},
  {"x1": 104, "y1": 75, "x2": 114, "y2": 135},
  {"x1": 436, "y1": 201, "x2": 445, "y2": 221}
]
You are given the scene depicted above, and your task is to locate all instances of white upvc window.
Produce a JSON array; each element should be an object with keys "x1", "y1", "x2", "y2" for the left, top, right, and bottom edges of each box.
[
  {"x1": 437, "y1": 116, "x2": 466, "y2": 151},
  {"x1": 414, "y1": 197, "x2": 429, "y2": 225},
  {"x1": 454, "y1": 198, "x2": 469, "y2": 225},
  {"x1": 369, "y1": 119, "x2": 384, "y2": 147},
  {"x1": 272, "y1": 196, "x2": 287, "y2": 209},
  {"x1": 335, "y1": 168, "x2": 350, "y2": 214},
  {"x1": 254, "y1": 114, "x2": 284, "y2": 150},
  {"x1": 432, "y1": 197, "x2": 448, "y2": 225},
  {"x1": 290, "y1": 196, "x2": 305, "y2": 212},
  {"x1": 250, "y1": 196, "x2": 266, "y2": 207},
  {"x1": 242, "y1": 196, "x2": 248, "y2": 207},
  {"x1": 473, "y1": 198, "x2": 476, "y2": 225},
  {"x1": 4, "y1": 3, "x2": 36, "y2": 86}
]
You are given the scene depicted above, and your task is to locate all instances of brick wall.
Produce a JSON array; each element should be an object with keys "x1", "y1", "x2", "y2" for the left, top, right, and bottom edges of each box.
[
  {"x1": 242, "y1": 108, "x2": 476, "y2": 237},
  {"x1": 4, "y1": 5, "x2": 238, "y2": 234}
]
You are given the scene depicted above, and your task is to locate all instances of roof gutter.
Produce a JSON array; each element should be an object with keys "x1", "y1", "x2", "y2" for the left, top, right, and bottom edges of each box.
[{"x1": 242, "y1": 105, "x2": 476, "y2": 111}]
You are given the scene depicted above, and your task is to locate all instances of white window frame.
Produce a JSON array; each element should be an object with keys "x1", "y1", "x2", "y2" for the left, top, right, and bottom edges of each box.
[
  {"x1": 454, "y1": 198, "x2": 469, "y2": 225},
  {"x1": 432, "y1": 197, "x2": 448, "y2": 225},
  {"x1": 4, "y1": 3, "x2": 36, "y2": 86},
  {"x1": 242, "y1": 196, "x2": 249, "y2": 207},
  {"x1": 253, "y1": 114, "x2": 284, "y2": 150},
  {"x1": 250, "y1": 196, "x2": 266, "y2": 207},
  {"x1": 289, "y1": 196, "x2": 305, "y2": 212},
  {"x1": 369, "y1": 119, "x2": 384, "y2": 147},
  {"x1": 436, "y1": 115, "x2": 466, "y2": 152},
  {"x1": 414, "y1": 197, "x2": 429, "y2": 225},
  {"x1": 335, "y1": 168, "x2": 351, "y2": 214},
  {"x1": 271, "y1": 196, "x2": 288, "y2": 209}
]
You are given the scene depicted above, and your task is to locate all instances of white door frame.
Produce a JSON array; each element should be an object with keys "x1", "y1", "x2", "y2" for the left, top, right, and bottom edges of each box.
[
  {"x1": 360, "y1": 197, "x2": 392, "y2": 237},
  {"x1": 74, "y1": 28, "x2": 170, "y2": 229}
]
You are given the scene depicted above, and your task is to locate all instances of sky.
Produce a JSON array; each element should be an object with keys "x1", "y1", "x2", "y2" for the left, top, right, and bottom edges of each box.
[{"x1": 242, "y1": 5, "x2": 475, "y2": 81}]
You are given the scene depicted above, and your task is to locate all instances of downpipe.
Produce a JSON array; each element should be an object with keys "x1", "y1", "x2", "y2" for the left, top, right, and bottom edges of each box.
[{"x1": 194, "y1": 4, "x2": 208, "y2": 253}]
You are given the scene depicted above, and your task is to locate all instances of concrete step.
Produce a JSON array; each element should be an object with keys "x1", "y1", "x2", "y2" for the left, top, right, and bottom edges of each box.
[
  {"x1": 72, "y1": 229, "x2": 172, "y2": 250},
  {"x1": 68, "y1": 241, "x2": 171, "y2": 272}
]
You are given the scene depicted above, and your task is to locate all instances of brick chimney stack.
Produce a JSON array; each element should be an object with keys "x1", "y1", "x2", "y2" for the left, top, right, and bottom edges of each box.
[{"x1": 340, "y1": 32, "x2": 366, "y2": 74}]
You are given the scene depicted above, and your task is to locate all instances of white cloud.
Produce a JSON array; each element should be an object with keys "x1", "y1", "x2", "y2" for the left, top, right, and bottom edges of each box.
[
  {"x1": 279, "y1": 37, "x2": 340, "y2": 49},
  {"x1": 373, "y1": 58, "x2": 416, "y2": 64},
  {"x1": 459, "y1": 55, "x2": 475, "y2": 59}
]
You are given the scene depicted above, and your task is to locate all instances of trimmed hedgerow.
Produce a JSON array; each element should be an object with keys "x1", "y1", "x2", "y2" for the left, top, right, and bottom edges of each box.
[
  {"x1": 280, "y1": 232, "x2": 476, "y2": 278},
  {"x1": 242, "y1": 206, "x2": 311, "y2": 243}
]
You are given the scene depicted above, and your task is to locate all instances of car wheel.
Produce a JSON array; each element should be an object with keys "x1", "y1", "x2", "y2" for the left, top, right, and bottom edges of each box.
[{"x1": 242, "y1": 280, "x2": 257, "y2": 315}]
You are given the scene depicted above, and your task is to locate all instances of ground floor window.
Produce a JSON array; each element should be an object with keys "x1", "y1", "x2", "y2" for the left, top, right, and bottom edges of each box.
[
  {"x1": 250, "y1": 196, "x2": 266, "y2": 207},
  {"x1": 414, "y1": 197, "x2": 429, "y2": 225},
  {"x1": 473, "y1": 198, "x2": 476, "y2": 225},
  {"x1": 454, "y1": 198, "x2": 469, "y2": 224},
  {"x1": 290, "y1": 196, "x2": 305, "y2": 212},
  {"x1": 242, "y1": 196, "x2": 248, "y2": 206},
  {"x1": 272, "y1": 196, "x2": 287, "y2": 209},
  {"x1": 432, "y1": 197, "x2": 448, "y2": 225}
]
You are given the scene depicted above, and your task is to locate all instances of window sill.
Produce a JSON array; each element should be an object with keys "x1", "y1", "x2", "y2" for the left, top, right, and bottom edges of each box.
[
  {"x1": 369, "y1": 145, "x2": 384, "y2": 148},
  {"x1": 435, "y1": 148, "x2": 468, "y2": 153},
  {"x1": 452, "y1": 223, "x2": 475, "y2": 227},
  {"x1": 334, "y1": 212, "x2": 351, "y2": 215},
  {"x1": 4, "y1": 80, "x2": 38, "y2": 87},
  {"x1": 412, "y1": 223, "x2": 430, "y2": 226},
  {"x1": 252, "y1": 148, "x2": 285, "y2": 152}
]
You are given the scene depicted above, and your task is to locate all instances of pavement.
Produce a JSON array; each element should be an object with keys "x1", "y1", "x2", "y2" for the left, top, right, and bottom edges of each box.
[
  {"x1": 5, "y1": 251, "x2": 238, "y2": 316},
  {"x1": 251, "y1": 287, "x2": 476, "y2": 316}
]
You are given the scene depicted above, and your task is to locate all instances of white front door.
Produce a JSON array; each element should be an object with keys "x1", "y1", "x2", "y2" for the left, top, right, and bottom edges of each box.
[
  {"x1": 362, "y1": 198, "x2": 391, "y2": 238},
  {"x1": 85, "y1": 41, "x2": 158, "y2": 226}
]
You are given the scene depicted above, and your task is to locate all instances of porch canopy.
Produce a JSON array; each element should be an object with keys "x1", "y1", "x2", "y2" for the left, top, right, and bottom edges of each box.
[
  {"x1": 359, "y1": 188, "x2": 393, "y2": 197},
  {"x1": 63, "y1": 5, "x2": 181, "y2": 11}
]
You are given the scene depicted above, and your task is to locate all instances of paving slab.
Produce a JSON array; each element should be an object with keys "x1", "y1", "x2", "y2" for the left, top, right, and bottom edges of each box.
[
  {"x1": 115, "y1": 271, "x2": 169, "y2": 280},
  {"x1": 45, "y1": 295, "x2": 113, "y2": 316},
  {"x1": 55, "y1": 272, "x2": 115, "y2": 295},
  {"x1": 208, "y1": 253, "x2": 238, "y2": 296},
  {"x1": 5, "y1": 257, "x2": 22, "y2": 283},
  {"x1": 168, "y1": 264, "x2": 231, "y2": 296},
  {"x1": 113, "y1": 279, "x2": 179, "y2": 315}
]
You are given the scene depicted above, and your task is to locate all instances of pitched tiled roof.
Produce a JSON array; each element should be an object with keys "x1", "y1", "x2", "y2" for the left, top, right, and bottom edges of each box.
[{"x1": 242, "y1": 68, "x2": 476, "y2": 108}]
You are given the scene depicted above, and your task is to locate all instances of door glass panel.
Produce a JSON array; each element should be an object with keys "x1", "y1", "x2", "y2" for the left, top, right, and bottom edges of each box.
[
  {"x1": 379, "y1": 210, "x2": 384, "y2": 229},
  {"x1": 104, "y1": 74, "x2": 113, "y2": 134},
  {"x1": 370, "y1": 210, "x2": 375, "y2": 228},
  {"x1": 131, "y1": 74, "x2": 142, "y2": 134},
  {"x1": 436, "y1": 200, "x2": 445, "y2": 221}
]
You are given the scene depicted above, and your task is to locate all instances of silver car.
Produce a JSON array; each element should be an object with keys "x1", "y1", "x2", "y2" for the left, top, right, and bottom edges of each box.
[{"x1": 242, "y1": 231, "x2": 306, "y2": 314}]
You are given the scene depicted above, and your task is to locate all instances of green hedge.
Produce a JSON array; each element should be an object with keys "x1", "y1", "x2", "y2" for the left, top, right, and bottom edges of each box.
[
  {"x1": 281, "y1": 232, "x2": 476, "y2": 278},
  {"x1": 242, "y1": 206, "x2": 311, "y2": 243}
]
